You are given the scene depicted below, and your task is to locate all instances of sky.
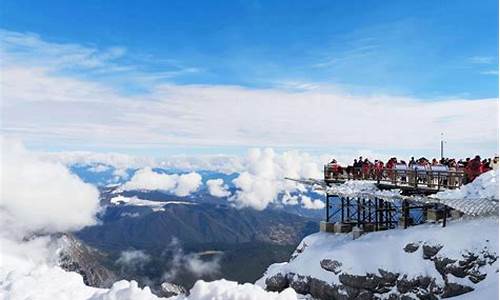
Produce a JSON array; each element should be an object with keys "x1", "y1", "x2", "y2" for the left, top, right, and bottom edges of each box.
[{"x1": 0, "y1": 0, "x2": 498, "y2": 158}]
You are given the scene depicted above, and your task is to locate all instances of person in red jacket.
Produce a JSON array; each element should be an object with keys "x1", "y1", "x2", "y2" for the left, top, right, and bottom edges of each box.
[
  {"x1": 466, "y1": 155, "x2": 482, "y2": 183},
  {"x1": 362, "y1": 159, "x2": 371, "y2": 179},
  {"x1": 328, "y1": 159, "x2": 342, "y2": 178},
  {"x1": 386, "y1": 157, "x2": 396, "y2": 181}
]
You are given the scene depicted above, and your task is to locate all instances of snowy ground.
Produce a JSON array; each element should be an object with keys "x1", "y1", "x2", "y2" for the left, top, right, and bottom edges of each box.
[{"x1": 257, "y1": 217, "x2": 499, "y2": 298}]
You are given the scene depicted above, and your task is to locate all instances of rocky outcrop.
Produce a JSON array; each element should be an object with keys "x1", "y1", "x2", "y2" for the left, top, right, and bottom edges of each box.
[
  {"x1": 157, "y1": 282, "x2": 186, "y2": 298},
  {"x1": 320, "y1": 259, "x2": 342, "y2": 274},
  {"x1": 422, "y1": 244, "x2": 443, "y2": 259},
  {"x1": 265, "y1": 273, "x2": 289, "y2": 292},
  {"x1": 403, "y1": 242, "x2": 420, "y2": 253},
  {"x1": 264, "y1": 242, "x2": 498, "y2": 300},
  {"x1": 56, "y1": 233, "x2": 118, "y2": 288}
]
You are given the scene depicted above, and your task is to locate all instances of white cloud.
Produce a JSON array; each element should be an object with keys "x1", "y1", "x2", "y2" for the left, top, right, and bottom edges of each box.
[
  {"x1": 0, "y1": 141, "x2": 296, "y2": 300},
  {"x1": 121, "y1": 168, "x2": 201, "y2": 196},
  {"x1": 184, "y1": 279, "x2": 297, "y2": 300},
  {"x1": 300, "y1": 195, "x2": 325, "y2": 210},
  {"x1": 175, "y1": 172, "x2": 202, "y2": 197},
  {"x1": 42, "y1": 151, "x2": 155, "y2": 170},
  {"x1": 231, "y1": 148, "x2": 323, "y2": 210},
  {"x1": 116, "y1": 250, "x2": 151, "y2": 271},
  {"x1": 88, "y1": 164, "x2": 112, "y2": 173},
  {"x1": 122, "y1": 168, "x2": 177, "y2": 191},
  {"x1": 206, "y1": 179, "x2": 231, "y2": 197},
  {"x1": 0, "y1": 138, "x2": 100, "y2": 234},
  {"x1": 1, "y1": 30, "x2": 498, "y2": 158},
  {"x1": 163, "y1": 238, "x2": 222, "y2": 281},
  {"x1": 281, "y1": 193, "x2": 299, "y2": 206}
]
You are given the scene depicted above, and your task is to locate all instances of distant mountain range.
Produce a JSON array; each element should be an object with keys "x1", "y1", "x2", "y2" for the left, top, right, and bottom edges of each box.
[
  {"x1": 78, "y1": 201, "x2": 318, "y2": 251},
  {"x1": 69, "y1": 173, "x2": 319, "y2": 290}
]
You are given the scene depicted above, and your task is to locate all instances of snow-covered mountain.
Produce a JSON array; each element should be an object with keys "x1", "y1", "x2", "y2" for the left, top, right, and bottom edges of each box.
[
  {"x1": 2, "y1": 141, "x2": 499, "y2": 300},
  {"x1": 258, "y1": 217, "x2": 499, "y2": 299}
]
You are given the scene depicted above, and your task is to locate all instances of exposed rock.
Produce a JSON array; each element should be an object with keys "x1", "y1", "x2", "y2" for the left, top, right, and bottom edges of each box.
[
  {"x1": 396, "y1": 275, "x2": 420, "y2": 294},
  {"x1": 434, "y1": 257, "x2": 456, "y2": 276},
  {"x1": 417, "y1": 276, "x2": 431, "y2": 289},
  {"x1": 356, "y1": 290, "x2": 374, "y2": 300},
  {"x1": 286, "y1": 273, "x2": 310, "y2": 294},
  {"x1": 403, "y1": 242, "x2": 420, "y2": 253},
  {"x1": 56, "y1": 233, "x2": 117, "y2": 288},
  {"x1": 416, "y1": 292, "x2": 439, "y2": 300},
  {"x1": 468, "y1": 272, "x2": 487, "y2": 284},
  {"x1": 308, "y1": 278, "x2": 346, "y2": 300},
  {"x1": 441, "y1": 282, "x2": 474, "y2": 298},
  {"x1": 446, "y1": 264, "x2": 468, "y2": 278},
  {"x1": 378, "y1": 269, "x2": 399, "y2": 285},
  {"x1": 320, "y1": 259, "x2": 342, "y2": 274},
  {"x1": 265, "y1": 273, "x2": 288, "y2": 292},
  {"x1": 339, "y1": 273, "x2": 379, "y2": 291},
  {"x1": 157, "y1": 282, "x2": 186, "y2": 298},
  {"x1": 290, "y1": 242, "x2": 308, "y2": 261},
  {"x1": 422, "y1": 244, "x2": 443, "y2": 259},
  {"x1": 264, "y1": 240, "x2": 496, "y2": 300}
]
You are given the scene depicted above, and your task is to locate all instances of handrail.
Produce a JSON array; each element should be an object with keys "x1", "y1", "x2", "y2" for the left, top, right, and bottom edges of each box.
[{"x1": 324, "y1": 165, "x2": 467, "y2": 190}]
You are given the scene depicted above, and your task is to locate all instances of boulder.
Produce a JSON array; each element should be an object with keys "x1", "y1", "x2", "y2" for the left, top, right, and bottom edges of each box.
[
  {"x1": 378, "y1": 269, "x2": 399, "y2": 285},
  {"x1": 422, "y1": 244, "x2": 443, "y2": 259},
  {"x1": 308, "y1": 278, "x2": 346, "y2": 300},
  {"x1": 433, "y1": 257, "x2": 456, "y2": 276},
  {"x1": 320, "y1": 259, "x2": 342, "y2": 274},
  {"x1": 265, "y1": 273, "x2": 288, "y2": 292},
  {"x1": 286, "y1": 273, "x2": 310, "y2": 295},
  {"x1": 338, "y1": 273, "x2": 380, "y2": 291},
  {"x1": 403, "y1": 242, "x2": 420, "y2": 253},
  {"x1": 396, "y1": 275, "x2": 419, "y2": 294},
  {"x1": 356, "y1": 290, "x2": 374, "y2": 300},
  {"x1": 441, "y1": 282, "x2": 474, "y2": 298}
]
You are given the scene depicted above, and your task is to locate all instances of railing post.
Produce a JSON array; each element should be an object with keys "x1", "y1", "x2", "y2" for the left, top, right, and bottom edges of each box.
[
  {"x1": 341, "y1": 196, "x2": 345, "y2": 223},
  {"x1": 326, "y1": 194, "x2": 330, "y2": 222},
  {"x1": 442, "y1": 205, "x2": 448, "y2": 227},
  {"x1": 346, "y1": 197, "x2": 350, "y2": 222},
  {"x1": 356, "y1": 198, "x2": 361, "y2": 226}
]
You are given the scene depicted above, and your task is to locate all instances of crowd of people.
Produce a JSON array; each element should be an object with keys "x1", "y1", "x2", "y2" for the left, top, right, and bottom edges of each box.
[{"x1": 327, "y1": 155, "x2": 499, "y2": 185}]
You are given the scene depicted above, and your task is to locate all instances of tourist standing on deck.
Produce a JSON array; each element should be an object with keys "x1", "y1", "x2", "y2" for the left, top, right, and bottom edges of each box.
[
  {"x1": 492, "y1": 156, "x2": 499, "y2": 170},
  {"x1": 465, "y1": 156, "x2": 482, "y2": 183}
]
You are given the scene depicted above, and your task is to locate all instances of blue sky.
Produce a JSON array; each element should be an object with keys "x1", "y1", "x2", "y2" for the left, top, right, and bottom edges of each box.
[
  {"x1": 1, "y1": 0, "x2": 498, "y2": 98},
  {"x1": 0, "y1": 1, "x2": 498, "y2": 158}
]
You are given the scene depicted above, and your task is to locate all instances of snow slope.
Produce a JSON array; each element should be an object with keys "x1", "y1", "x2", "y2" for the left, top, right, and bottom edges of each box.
[
  {"x1": 257, "y1": 217, "x2": 499, "y2": 298},
  {"x1": 435, "y1": 169, "x2": 499, "y2": 200}
]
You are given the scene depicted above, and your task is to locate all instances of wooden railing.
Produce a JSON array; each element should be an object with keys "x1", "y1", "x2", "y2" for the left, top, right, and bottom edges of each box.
[{"x1": 324, "y1": 165, "x2": 467, "y2": 190}]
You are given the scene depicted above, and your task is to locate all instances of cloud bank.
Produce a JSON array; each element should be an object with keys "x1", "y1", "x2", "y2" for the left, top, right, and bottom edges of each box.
[
  {"x1": 206, "y1": 179, "x2": 231, "y2": 198},
  {"x1": 0, "y1": 138, "x2": 100, "y2": 234},
  {"x1": 1, "y1": 29, "x2": 498, "y2": 158},
  {"x1": 231, "y1": 148, "x2": 322, "y2": 210},
  {"x1": 122, "y1": 168, "x2": 202, "y2": 196},
  {"x1": 0, "y1": 139, "x2": 298, "y2": 299}
]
